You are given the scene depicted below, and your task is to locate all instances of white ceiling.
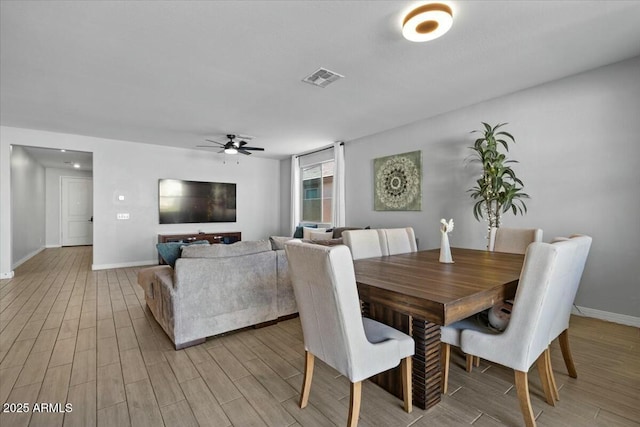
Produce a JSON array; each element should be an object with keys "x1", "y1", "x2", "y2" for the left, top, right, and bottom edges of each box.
[
  {"x1": 2, "y1": 1, "x2": 640, "y2": 161},
  {"x1": 20, "y1": 146, "x2": 93, "y2": 172}
]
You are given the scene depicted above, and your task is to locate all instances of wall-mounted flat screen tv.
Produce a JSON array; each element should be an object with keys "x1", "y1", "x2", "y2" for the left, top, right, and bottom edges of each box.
[{"x1": 159, "y1": 179, "x2": 236, "y2": 224}]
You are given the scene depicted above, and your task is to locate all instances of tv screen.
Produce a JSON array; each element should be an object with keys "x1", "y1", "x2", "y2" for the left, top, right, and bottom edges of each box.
[{"x1": 158, "y1": 179, "x2": 236, "y2": 224}]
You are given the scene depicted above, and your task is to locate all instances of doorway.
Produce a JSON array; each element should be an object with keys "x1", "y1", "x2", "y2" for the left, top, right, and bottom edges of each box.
[{"x1": 9, "y1": 145, "x2": 93, "y2": 268}]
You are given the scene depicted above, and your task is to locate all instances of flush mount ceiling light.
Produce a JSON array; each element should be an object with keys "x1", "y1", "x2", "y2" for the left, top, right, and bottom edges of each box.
[{"x1": 402, "y1": 2, "x2": 453, "y2": 42}]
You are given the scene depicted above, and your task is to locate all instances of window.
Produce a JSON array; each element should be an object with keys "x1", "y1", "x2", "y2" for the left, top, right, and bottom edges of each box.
[
  {"x1": 301, "y1": 161, "x2": 334, "y2": 224},
  {"x1": 291, "y1": 142, "x2": 344, "y2": 233}
]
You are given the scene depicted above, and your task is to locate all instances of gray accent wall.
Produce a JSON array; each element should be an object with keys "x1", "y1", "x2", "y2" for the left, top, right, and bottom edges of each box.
[{"x1": 344, "y1": 56, "x2": 640, "y2": 317}]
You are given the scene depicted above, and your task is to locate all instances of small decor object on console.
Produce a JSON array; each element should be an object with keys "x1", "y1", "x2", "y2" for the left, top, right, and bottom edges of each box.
[{"x1": 439, "y1": 218, "x2": 454, "y2": 263}]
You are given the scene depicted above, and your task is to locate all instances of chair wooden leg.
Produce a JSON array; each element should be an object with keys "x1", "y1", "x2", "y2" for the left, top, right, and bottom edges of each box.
[
  {"x1": 441, "y1": 343, "x2": 450, "y2": 394},
  {"x1": 535, "y1": 350, "x2": 555, "y2": 406},
  {"x1": 514, "y1": 370, "x2": 536, "y2": 427},
  {"x1": 559, "y1": 329, "x2": 578, "y2": 378},
  {"x1": 545, "y1": 348, "x2": 559, "y2": 401},
  {"x1": 474, "y1": 356, "x2": 480, "y2": 367},
  {"x1": 299, "y1": 351, "x2": 314, "y2": 408},
  {"x1": 348, "y1": 381, "x2": 362, "y2": 427},
  {"x1": 465, "y1": 354, "x2": 473, "y2": 372},
  {"x1": 401, "y1": 357, "x2": 413, "y2": 413}
]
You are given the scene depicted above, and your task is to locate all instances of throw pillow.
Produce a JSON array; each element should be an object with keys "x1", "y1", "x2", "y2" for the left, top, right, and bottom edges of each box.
[
  {"x1": 293, "y1": 223, "x2": 317, "y2": 238},
  {"x1": 156, "y1": 240, "x2": 209, "y2": 268},
  {"x1": 309, "y1": 230, "x2": 333, "y2": 241},
  {"x1": 303, "y1": 227, "x2": 325, "y2": 240}
]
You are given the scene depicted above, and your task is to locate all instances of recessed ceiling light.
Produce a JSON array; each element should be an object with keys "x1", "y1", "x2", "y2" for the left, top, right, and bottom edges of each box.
[
  {"x1": 73, "y1": 163, "x2": 80, "y2": 168},
  {"x1": 60, "y1": 149, "x2": 66, "y2": 152},
  {"x1": 402, "y1": 2, "x2": 453, "y2": 42}
]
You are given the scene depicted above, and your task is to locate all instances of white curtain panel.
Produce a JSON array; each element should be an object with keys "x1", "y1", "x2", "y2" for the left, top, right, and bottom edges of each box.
[
  {"x1": 291, "y1": 155, "x2": 301, "y2": 235},
  {"x1": 332, "y1": 142, "x2": 346, "y2": 228}
]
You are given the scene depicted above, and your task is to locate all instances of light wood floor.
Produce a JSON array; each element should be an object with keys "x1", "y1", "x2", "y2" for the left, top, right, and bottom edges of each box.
[{"x1": 1, "y1": 246, "x2": 638, "y2": 427}]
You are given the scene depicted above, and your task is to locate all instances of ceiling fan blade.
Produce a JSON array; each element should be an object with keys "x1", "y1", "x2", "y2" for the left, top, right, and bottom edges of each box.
[
  {"x1": 242, "y1": 146, "x2": 265, "y2": 151},
  {"x1": 205, "y1": 139, "x2": 226, "y2": 146},
  {"x1": 238, "y1": 149, "x2": 252, "y2": 155},
  {"x1": 196, "y1": 145, "x2": 219, "y2": 148}
]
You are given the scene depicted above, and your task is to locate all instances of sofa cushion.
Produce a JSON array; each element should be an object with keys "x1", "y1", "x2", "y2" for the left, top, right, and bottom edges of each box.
[
  {"x1": 181, "y1": 240, "x2": 272, "y2": 258},
  {"x1": 270, "y1": 236, "x2": 295, "y2": 250},
  {"x1": 156, "y1": 240, "x2": 210, "y2": 268},
  {"x1": 173, "y1": 250, "x2": 278, "y2": 344}
]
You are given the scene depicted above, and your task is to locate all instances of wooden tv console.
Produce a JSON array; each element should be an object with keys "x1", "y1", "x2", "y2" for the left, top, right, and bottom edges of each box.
[{"x1": 157, "y1": 232, "x2": 242, "y2": 264}]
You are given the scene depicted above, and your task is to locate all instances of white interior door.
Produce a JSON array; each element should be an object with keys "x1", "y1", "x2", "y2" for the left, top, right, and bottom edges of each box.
[{"x1": 61, "y1": 176, "x2": 93, "y2": 246}]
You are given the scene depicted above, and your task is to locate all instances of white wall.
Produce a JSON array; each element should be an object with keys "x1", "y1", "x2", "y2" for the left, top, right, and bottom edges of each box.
[
  {"x1": 45, "y1": 167, "x2": 93, "y2": 247},
  {"x1": 0, "y1": 140, "x2": 9, "y2": 278},
  {"x1": 279, "y1": 158, "x2": 292, "y2": 235},
  {"x1": 343, "y1": 56, "x2": 640, "y2": 318},
  {"x1": 0, "y1": 127, "x2": 282, "y2": 272},
  {"x1": 10, "y1": 145, "x2": 46, "y2": 267}
]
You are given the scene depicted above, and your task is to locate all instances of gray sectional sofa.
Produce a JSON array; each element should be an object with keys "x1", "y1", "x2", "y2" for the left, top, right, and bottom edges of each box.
[{"x1": 137, "y1": 239, "x2": 296, "y2": 349}]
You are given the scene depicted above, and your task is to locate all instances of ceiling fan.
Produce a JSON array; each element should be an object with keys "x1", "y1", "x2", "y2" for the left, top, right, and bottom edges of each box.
[{"x1": 197, "y1": 134, "x2": 264, "y2": 155}]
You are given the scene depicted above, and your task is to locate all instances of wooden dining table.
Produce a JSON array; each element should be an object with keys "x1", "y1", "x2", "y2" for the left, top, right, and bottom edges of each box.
[{"x1": 353, "y1": 247, "x2": 524, "y2": 410}]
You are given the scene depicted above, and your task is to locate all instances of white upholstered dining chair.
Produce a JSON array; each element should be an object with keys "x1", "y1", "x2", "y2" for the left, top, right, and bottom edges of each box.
[
  {"x1": 441, "y1": 226, "x2": 543, "y2": 390},
  {"x1": 458, "y1": 241, "x2": 577, "y2": 427},
  {"x1": 489, "y1": 227, "x2": 543, "y2": 253},
  {"x1": 342, "y1": 229, "x2": 388, "y2": 260},
  {"x1": 284, "y1": 241, "x2": 414, "y2": 426},
  {"x1": 381, "y1": 227, "x2": 418, "y2": 255},
  {"x1": 542, "y1": 234, "x2": 592, "y2": 401}
]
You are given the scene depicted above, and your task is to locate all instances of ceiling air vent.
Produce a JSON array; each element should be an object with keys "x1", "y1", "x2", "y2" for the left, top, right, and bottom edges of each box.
[{"x1": 302, "y1": 68, "x2": 344, "y2": 88}]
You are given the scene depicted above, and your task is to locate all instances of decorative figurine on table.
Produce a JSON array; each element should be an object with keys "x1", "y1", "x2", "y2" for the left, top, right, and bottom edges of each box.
[{"x1": 439, "y1": 218, "x2": 454, "y2": 263}]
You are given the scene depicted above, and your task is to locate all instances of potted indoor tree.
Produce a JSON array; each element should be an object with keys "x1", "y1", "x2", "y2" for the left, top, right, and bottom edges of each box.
[{"x1": 467, "y1": 122, "x2": 530, "y2": 241}]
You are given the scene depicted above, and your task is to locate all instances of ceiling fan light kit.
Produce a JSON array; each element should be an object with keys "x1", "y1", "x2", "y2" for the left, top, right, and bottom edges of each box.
[{"x1": 402, "y1": 2, "x2": 453, "y2": 42}]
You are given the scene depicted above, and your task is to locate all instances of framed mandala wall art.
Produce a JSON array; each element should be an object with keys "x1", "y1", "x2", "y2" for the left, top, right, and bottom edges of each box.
[{"x1": 374, "y1": 150, "x2": 422, "y2": 211}]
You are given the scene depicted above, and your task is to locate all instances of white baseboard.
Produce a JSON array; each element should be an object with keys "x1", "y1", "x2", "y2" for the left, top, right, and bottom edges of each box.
[
  {"x1": 92, "y1": 260, "x2": 157, "y2": 271},
  {"x1": 12, "y1": 247, "x2": 45, "y2": 270},
  {"x1": 572, "y1": 305, "x2": 640, "y2": 328},
  {"x1": 46, "y1": 244, "x2": 62, "y2": 248},
  {"x1": 1, "y1": 271, "x2": 15, "y2": 279}
]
